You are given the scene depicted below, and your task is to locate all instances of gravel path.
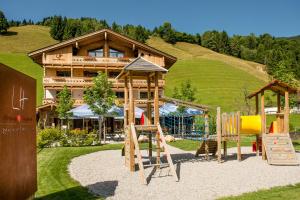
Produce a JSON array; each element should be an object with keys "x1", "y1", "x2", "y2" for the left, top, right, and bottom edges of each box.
[{"x1": 69, "y1": 146, "x2": 300, "y2": 200}]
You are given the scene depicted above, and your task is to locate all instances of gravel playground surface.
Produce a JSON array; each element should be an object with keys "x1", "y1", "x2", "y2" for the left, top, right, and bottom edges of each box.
[{"x1": 69, "y1": 145, "x2": 300, "y2": 200}]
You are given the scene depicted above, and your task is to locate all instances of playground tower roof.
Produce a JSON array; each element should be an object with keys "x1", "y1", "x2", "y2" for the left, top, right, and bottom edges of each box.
[{"x1": 248, "y1": 80, "x2": 298, "y2": 99}]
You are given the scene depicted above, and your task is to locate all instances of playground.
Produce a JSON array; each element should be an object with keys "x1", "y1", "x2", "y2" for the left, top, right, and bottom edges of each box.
[
  {"x1": 67, "y1": 64, "x2": 300, "y2": 199},
  {"x1": 69, "y1": 145, "x2": 300, "y2": 200}
]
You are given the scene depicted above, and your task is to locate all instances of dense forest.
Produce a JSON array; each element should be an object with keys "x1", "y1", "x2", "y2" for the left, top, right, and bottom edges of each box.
[{"x1": 1, "y1": 12, "x2": 299, "y2": 86}]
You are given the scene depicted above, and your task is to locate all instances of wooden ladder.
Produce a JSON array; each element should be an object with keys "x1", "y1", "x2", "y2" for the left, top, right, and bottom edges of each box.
[
  {"x1": 130, "y1": 123, "x2": 179, "y2": 185},
  {"x1": 263, "y1": 134, "x2": 299, "y2": 166}
]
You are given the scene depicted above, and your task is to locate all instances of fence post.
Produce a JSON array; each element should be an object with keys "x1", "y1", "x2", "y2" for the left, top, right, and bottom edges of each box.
[{"x1": 217, "y1": 107, "x2": 222, "y2": 163}]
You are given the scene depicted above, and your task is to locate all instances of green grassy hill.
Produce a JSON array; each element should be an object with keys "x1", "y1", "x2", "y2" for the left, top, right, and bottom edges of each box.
[
  {"x1": 147, "y1": 37, "x2": 268, "y2": 112},
  {"x1": 0, "y1": 25, "x2": 57, "y2": 105},
  {"x1": 0, "y1": 25, "x2": 270, "y2": 111}
]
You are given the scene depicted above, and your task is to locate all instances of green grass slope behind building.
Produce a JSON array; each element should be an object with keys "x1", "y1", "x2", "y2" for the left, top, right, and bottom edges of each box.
[
  {"x1": 147, "y1": 37, "x2": 267, "y2": 112},
  {"x1": 0, "y1": 26, "x2": 269, "y2": 111},
  {"x1": 0, "y1": 25, "x2": 57, "y2": 105}
]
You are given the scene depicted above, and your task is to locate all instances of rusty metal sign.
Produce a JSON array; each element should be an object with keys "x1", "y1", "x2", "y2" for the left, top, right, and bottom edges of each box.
[{"x1": 0, "y1": 63, "x2": 37, "y2": 200}]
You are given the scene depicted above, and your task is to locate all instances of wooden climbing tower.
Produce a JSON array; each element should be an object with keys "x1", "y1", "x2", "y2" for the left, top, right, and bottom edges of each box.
[
  {"x1": 248, "y1": 80, "x2": 299, "y2": 165},
  {"x1": 116, "y1": 57, "x2": 178, "y2": 184}
]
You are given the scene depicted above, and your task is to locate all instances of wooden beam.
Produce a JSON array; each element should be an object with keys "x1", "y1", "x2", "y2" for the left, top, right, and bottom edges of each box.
[
  {"x1": 129, "y1": 73, "x2": 134, "y2": 124},
  {"x1": 277, "y1": 93, "x2": 281, "y2": 113},
  {"x1": 128, "y1": 73, "x2": 135, "y2": 171},
  {"x1": 237, "y1": 112, "x2": 241, "y2": 161},
  {"x1": 284, "y1": 91, "x2": 289, "y2": 134},
  {"x1": 217, "y1": 107, "x2": 222, "y2": 163},
  {"x1": 261, "y1": 90, "x2": 266, "y2": 160},
  {"x1": 124, "y1": 76, "x2": 128, "y2": 127},
  {"x1": 130, "y1": 123, "x2": 147, "y2": 184},
  {"x1": 255, "y1": 95, "x2": 259, "y2": 115},
  {"x1": 154, "y1": 72, "x2": 159, "y2": 124},
  {"x1": 204, "y1": 114, "x2": 209, "y2": 160}
]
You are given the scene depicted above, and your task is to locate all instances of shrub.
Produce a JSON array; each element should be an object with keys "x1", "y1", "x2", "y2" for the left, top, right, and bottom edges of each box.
[
  {"x1": 37, "y1": 128, "x2": 99, "y2": 148},
  {"x1": 61, "y1": 129, "x2": 99, "y2": 147},
  {"x1": 37, "y1": 128, "x2": 62, "y2": 148}
]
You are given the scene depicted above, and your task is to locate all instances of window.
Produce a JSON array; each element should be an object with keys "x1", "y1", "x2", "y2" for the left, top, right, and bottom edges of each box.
[
  {"x1": 109, "y1": 71, "x2": 120, "y2": 78},
  {"x1": 115, "y1": 92, "x2": 124, "y2": 98},
  {"x1": 84, "y1": 71, "x2": 98, "y2": 77},
  {"x1": 56, "y1": 71, "x2": 71, "y2": 77},
  {"x1": 109, "y1": 48, "x2": 124, "y2": 58},
  {"x1": 88, "y1": 48, "x2": 103, "y2": 57},
  {"x1": 140, "y1": 91, "x2": 154, "y2": 99}
]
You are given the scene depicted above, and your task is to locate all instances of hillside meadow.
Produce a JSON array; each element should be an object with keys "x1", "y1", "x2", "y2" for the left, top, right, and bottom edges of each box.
[{"x1": 0, "y1": 25, "x2": 298, "y2": 124}]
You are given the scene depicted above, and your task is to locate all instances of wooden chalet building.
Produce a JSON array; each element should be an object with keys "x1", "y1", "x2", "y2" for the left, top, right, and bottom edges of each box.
[{"x1": 28, "y1": 29, "x2": 177, "y2": 128}]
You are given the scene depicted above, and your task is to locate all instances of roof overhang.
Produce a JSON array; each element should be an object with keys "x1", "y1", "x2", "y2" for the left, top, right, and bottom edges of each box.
[
  {"x1": 116, "y1": 57, "x2": 168, "y2": 79},
  {"x1": 248, "y1": 80, "x2": 299, "y2": 99},
  {"x1": 28, "y1": 29, "x2": 177, "y2": 68}
]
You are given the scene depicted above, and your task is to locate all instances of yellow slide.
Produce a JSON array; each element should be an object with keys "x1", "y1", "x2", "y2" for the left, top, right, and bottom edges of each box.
[{"x1": 240, "y1": 115, "x2": 261, "y2": 135}]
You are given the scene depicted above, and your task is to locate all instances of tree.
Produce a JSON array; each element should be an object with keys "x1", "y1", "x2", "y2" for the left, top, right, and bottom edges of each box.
[
  {"x1": 83, "y1": 72, "x2": 115, "y2": 143},
  {"x1": 50, "y1": 16, "x2": 66, "y2": 41},
  {"x1": 219, "y1": 31, "x2": 230, "y2": 54},
  {"x1": 56, "y1": 85, "x2": 74, "y2": 129},
  {"x1": 202, "y1": 30, "x2": 220, "y2": 52},
  {"x1": 0, "y1": 10, "x2": 9, "y2": 34},
  {"x1": 172, "y1": 80, "x2": 197, "y2": 113},
  {"x1": 229, "y1": 35, "x2": 242, "y2": 57},
  {"x1": 157, "y1": 22, "x2": 177, "y2": 44}
]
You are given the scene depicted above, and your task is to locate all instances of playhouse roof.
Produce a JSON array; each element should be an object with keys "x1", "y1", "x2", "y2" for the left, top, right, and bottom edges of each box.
[
  {"x1": 116, "y1": 57, "x2": 168, "y2": 79},
  {"x1": 248, "y1": 80, "x2": 298, "y2": 99}
]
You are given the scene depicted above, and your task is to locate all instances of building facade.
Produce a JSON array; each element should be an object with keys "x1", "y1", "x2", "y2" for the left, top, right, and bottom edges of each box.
[{"x1": 28, "y1": 29, "x2": 177, "y2": 127}]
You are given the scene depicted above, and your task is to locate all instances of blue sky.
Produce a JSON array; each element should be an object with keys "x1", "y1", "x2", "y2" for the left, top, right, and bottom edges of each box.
[{"x1": 1, "y1": 0, "x2": 299, "y2": 37}]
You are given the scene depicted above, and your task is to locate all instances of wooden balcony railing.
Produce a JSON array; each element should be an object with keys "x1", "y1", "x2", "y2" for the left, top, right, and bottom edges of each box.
[
  {"x1": 72, "y1": 56, "x2": 135, "y2": 65},
  {"x1": 43, "y1": 77, "x2": 165, "y2": 88}
]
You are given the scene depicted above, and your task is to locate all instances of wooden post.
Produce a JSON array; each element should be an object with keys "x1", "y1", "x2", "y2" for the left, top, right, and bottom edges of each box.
[
  {"x1": 204, "y1": 113, "x2": 209, "y2": 160},
  {"x1": 255, "y1": 94, "x2": 259, "y2": 156},
  {"x1": 104, "y1": 34, "x2": 109, "y2": 57},
  {"x1": 128, "y1": 73, "x2": 135, "y2": 171},
  {"x1": 277, "y1": 93, "x2": 281, "y2": 113},
  {"x1": 147, "y1": 75, "x2": 152, "y2": 125},
  {"x1": 237, "y1": 112, "x2": 241, "y2": 161},
  {"x1": 255, "y1": 95, "x2": 259, "y2": 115},
  {"x1": 147, "y1": 75, "x2": 152, "y2": 157},
  {"x1": 261, "y1": 91, "x2": 266, "y2": 160},
  {"x1": 284, "y1": 91, "x2": 289, "y2": 134},
  {"x1": 217, "y1": 107, "x2": 222, "y2": 163},
  {"x1": 124, "y1": 77, "x2": 128, "y2": 127},
  {"x1": 154, "y1": 72, "x2": 159, "y2": 124},
  {"x1": 154, "y1": 72, "x2": 160, "y2": 168}
]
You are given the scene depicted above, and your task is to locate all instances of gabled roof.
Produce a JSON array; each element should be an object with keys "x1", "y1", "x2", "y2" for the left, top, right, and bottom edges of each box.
[
  {"x1": 116, "y1": 57, "x2": 168, "y2": 79},
  {"x1": 28, "y1": 29, "x2": 177, "y2": 67},
  {"x1": 248, "y1": 80, "x2": 299, "y2": 99},
  {"x1": 125, "y1": 57, "x2": 168, "y2": 72}
]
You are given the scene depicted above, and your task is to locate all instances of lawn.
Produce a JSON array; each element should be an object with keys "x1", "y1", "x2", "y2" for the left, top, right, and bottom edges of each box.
[
  {"x1": 168, "y1": 136, "x2": 256, "y2": 151},
  {"x1": 36, "y1": 145, "x2": 122, "y2": 200},
  {"x1": 37, "y1": 141, "x2": 300, "y2": 200},
  {"x1": 0, "y1": 53, "x2": 44, "y2": 105},
  {"x1": 169, "y1": 136, "x2": 300, "y2": 152},
  {"x1": 219, "y1": 183, "x2": 300, "y2": 200},
  {"x1": 36, "y1": 143, "x2": 154, "y2": 199}
]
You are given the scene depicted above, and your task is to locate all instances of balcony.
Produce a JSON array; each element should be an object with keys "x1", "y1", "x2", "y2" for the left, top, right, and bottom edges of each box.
[
  {"x1": 72, "y1": 56, "x2": 135, "y2": 66},
  {"x1": 43, "y1": 77, "x2": 165, "y2": 88}
]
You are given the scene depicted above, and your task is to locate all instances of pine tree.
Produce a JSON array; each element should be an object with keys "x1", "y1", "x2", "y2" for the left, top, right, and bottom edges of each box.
[
  {"x1": 0, "y1": 10, "x2": 9, "y2": 34},
  {"x1": 50, "y1": 16, "x2": 66, "y2": 41}
]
